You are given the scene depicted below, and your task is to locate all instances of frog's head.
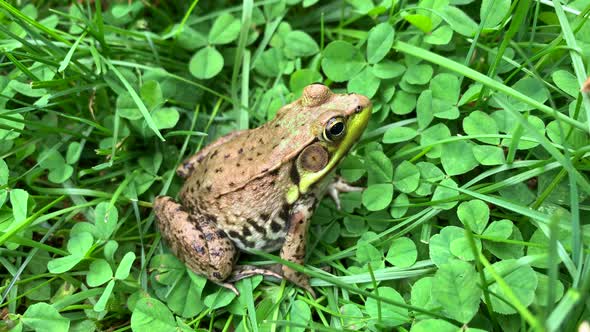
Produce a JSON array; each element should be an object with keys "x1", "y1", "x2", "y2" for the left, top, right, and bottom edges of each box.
[{"x1": 294, "y1": 84, "x2": 372, "y2": 194}]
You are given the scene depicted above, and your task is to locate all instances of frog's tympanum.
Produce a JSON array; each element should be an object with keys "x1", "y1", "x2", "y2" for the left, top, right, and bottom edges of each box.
[{"x1": 154, "y1": 84, "x2": 371, "y2": 296}]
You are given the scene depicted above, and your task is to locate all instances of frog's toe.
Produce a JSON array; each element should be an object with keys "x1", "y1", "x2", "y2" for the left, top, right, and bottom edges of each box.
[
  {"x1": 327, "y1": 177, "x2": 364, "y2": 210},
  {"x1": 227, "y1": 265, "x2": 282, "y2": 283},
  {"x1": 214, "y1": 281, "x2": 240, "y2": 296}
]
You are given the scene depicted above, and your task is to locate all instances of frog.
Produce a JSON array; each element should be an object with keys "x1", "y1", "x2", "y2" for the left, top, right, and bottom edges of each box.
[{"x1": 153, "y1": 84, "x2": 372, "y2": 296}]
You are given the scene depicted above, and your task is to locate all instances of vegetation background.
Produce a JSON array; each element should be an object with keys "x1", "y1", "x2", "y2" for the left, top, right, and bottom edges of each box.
[{"x1": 1, "y1": 0, "x2": 589, "y2": 331}]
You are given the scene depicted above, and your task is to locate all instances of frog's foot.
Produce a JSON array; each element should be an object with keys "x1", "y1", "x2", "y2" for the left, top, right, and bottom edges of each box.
[
  {"x1": 327, "y1": 177, "x2": 364, "y2": 210},
  {"x1": 283, "y1": 268, "x2": 316, "y2": 298},
  {"x1": 227, "y1": 265, "x2": 283, "y2": 283}
]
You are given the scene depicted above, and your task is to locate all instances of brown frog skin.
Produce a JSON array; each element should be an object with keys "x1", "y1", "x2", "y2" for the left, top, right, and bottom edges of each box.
[{"x1": 153, "y1": 84, "x2": 372, "y2": 296}]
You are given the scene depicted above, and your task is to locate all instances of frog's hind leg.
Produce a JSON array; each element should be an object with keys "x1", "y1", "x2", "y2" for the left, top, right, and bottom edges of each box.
[
  {"x1": 153, "y1": 196, "x2": 236, "y2": 284},
  {"x1": 176, "y1": 130, "x2": 246, "y2": 178}
]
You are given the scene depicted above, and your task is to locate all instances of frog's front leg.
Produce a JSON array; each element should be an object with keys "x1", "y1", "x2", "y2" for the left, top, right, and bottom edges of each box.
[
  {"x1": 153, "y1": 196, "x2": 236, "y2": 284},
  {"x1": 279, "y1": 196, "x2": 317, "y2": 297}
]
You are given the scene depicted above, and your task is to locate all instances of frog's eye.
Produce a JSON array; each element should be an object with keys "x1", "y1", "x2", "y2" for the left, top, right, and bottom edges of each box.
[{"x1": 324, "y1": 117, "x2": 346, "y2": 142}]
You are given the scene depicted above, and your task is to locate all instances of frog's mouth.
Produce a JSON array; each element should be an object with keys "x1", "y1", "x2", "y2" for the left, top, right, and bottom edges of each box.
[{"x1": 298, "y1": 104, "x2": 372, "y2": 194}]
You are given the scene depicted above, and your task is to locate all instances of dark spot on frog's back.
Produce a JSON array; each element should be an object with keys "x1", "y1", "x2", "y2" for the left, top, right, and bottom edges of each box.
[
  {"x1": 215, "y1": 167, "x2": 223, "y2": 173},
  {"x1": 224, "y1": 153, "x2": 231, "y2": 159},
  {"x1": 242, "y1": 226, "x2": 252, "y2": 236},
  {"x1": 210, "y1": 149, "x2": 218, "y2": 158},
  {"x1": 238, "y1": 148, "x2": 243, "y2": 154}
]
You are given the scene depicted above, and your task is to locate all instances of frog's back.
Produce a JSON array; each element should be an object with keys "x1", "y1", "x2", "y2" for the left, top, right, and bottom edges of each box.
[{"x1": 188, "y1": 105, "x2": 318, "y2": 197}]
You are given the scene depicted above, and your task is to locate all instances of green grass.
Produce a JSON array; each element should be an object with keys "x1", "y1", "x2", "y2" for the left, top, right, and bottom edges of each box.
[{"x1": 1, "y1": 0, "x2": 589, "y2": 331}]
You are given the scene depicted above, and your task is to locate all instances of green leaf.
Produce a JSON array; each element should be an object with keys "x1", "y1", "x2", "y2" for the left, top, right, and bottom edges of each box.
[
  {"x1": 410, "y1": 277, "x2": 438, "y2": 320},
  {"x1": 117, "y1": 92, "x2": 142, "y2": 120},
  {"x1": 391, "y1": 91, "x2": 417, "y2": 115},
  {"x1": 67, "y1": 231, "x2": 94, "y2": 254},
  {"x1": 48, "y1": 165, "x2": 74, "y2": 183},
  {"x1": 115, "y1": 251, "x2": 136, "y2": 280},
  {"x1": 372, "y1": 61, "x2": 405, "y2": 79},
  {"x1": 429, "y1": 226, "x2": 464, "y2": 267},
  {"x1": 552, "y1": 70, "x2": 579, "y2": 97},
  {"x1": 393, "y1": 161, "x2": 420, "y2": 193},
  {"x1": 208, "y1": 13, "x2": 241, "y2": 45},
  {"x1": 365, "y1": 287, "x2": 409, "y2": 327},
  {"x1": 482, "y1": 219, "x2": 513, "y2": 239},
  {"x1": 385, "y1": 237, "x2": 417, "y2": 267},
  {"x1": 431, "y1": 260, "x2": 481, "y2": 323},
  {"x1": 140, "y1": 80, "x2": 164, "y2": 111},
  {"x1": 411, "y1": 319, "x2": 460, "y2": 332},
  {"x1": 290, "y1": 300, "x2": 311, "y2": 332},
  {"x1": 87, "y1": 259, "x2": 113, "y2": 287},
  {"x1": 152, "y1": 107, "x2": 180, "y2": 129},
  {"x1": 131, "y1": 297, "x2": 177, "y2": 331},
  {"x1": 66, "y1": 142, "x2": 82, "y2": 164},
  {"x1": 362, "y1": 183, "x2": 393, "y2": 211},
  {"x1": 10, "y1": 189, "x2": 28, "y2": 223},
  {"x1": 340, "y1": 155, "x2": 366, "y2": 182},
  {"x1": 382, "y1": 126, "x2": 417, "y2": 144},
  {"x1": 255, "y1": 48, "x2": 287, "y2": 77},
  {"x1": 204, "y1": 289, "x2": 236, "y2": 310},
  {"x1": 440, "y1": 5, "x2": 478, "y2": 36},
  {"x1": 94, "y1": 202, "x2": 118, "y2": 240},
  {"x1": 441, "y1": 141, "x2": 478, "y2": 176},
  {"x1": 284, "y1": 31, "x2": 319, "y2": 58},
  {"x1": 431, "y1": 178, "x2": 458, "y2": 210},
  {"x1": 189, "y1": 46, "x2": 224, "y2": 80},
  {"x1": 47, "y1": 254, "x2": 85, "y2": 274},
  {"x1": 420, "y1": 123, "x2": 450, "y2": 159},
  {"x1": 450, "y1": 237, "x2": 481, "y2": 261},
  {"x1": 424, "y1": 25, "x2": 453, "y2": 45},
  {"x1": 416, "y1": 90, "x2": 434, "y2": 129},
  {"x1": 366, "y1": 22, "x2": 395, "y2": 64},
  {"x1": 457, "y1": 200, "x2": 489, "y2": 234},
  {"x1": 546, "y1": 120, "x2": 588, "y2": 148},
  {"x1": 340, "y1": 304, "x2": 365, "y2": 330},
  {"x1": 321, "y1": 41, "x2": 365, "y2": 82},
  {"x1": 403, "y1": 14, "x2": 432, "y2": 33},
  {"x1": 404, "y1": 64, "x2": 433, "y2": 85},
  {"x1": 533, "y1": 273, "x2": 564, "y2": 306},
  {"x1": 463, "y1": 110, "x2": 499, "y2": 144},
  {"x1": 366, "y1": 150, "x2": 393, "y2": 183},
  {"x1": 472, "y1": 145, "x2": 505, "y2": 165},
  {"x1": 22, "y1": 303, "x2": 70, "y2": 332},
  {"x1": 431, "y1": 73, "x2": 460, "y2": 119},
  {"x1": 483, "y1": 260, "x2": 538, "y2": 314},
  {"x1": 390, "y1": 193, "x2": 409, "y2": 218},
  {"x1": 348, "y1": 68, "x2": 380, "y2": 98},
  {"x1": 480, "y1": 0, "x2": 510, "y2": 29}
]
